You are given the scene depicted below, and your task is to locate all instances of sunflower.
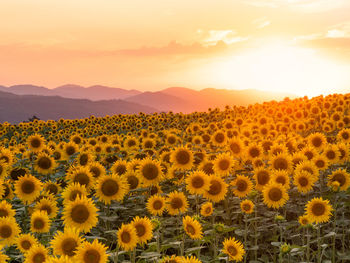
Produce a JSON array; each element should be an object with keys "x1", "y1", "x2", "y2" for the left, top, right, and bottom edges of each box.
[
  {"x1": 14, "y1": 174, "x2": 42, "y2": 204},
  {"x1": 123, "y1": 171, "x2": 140, "y2": 190},
  {"x1": 203, "y1": 174, "x2": 228, "y2": 203},
  {"x1": 295, "y1": 160, "x2": 319, "y2": 179},
  {"x1": 213, "y1": 153, "x2": 235, "y2": 176},
  {"x1": 67, "y1": 166, "x2": 94, "y2": 190},
  {"x1": 222, "y1": 237, "x2": 245, "y2": 262},
  {"x1": 137, "y1": 158, "x2": 164, "y2": 187},
  {"x1": 27, "y1": 134, "x2": 46, "y2": 152},
  {"x1": 271, "y1": 170, "x2": 290, "y2": 189},
  {"x1": 146, "y1": 194, "x2": 166, "y2": 216},
  {"x1": 34, "y1": 197, "x2": 58, "y2": 218},
  {"x1": 336, "y1": 142, "x2": 349, "y2": 164},
  {"x1": 43, "y1": 182, "x2": 61, "y2": 196},
  {"x1": 46, "y1": 255, "x2": 73, "y2": 263},
  {"x1": 111, "y1": 160, "x2": 128, "y2": 176},
  {"x1": 327, "y1": 169, "x2": 350, "y2": 191},
  {"x1": 61, "y1": 183, "x2": 88, "y2": 204},
  {"x1": 293, "y1": 170, "x2": 316, "y2": 194},
  {"x1": 0, "y1": 217, "x2": 21, "y2": 246},
  {"x1": 183, "y1": 216, "x2": 203, "y2": 240},
  {"x1": 185, "y1": 170, "x2": 210, "y2": 195},
  {"x1": 31, "y1": 210, "x2": 50, "y2": 233},
  {"x1": 117, "y1": 223, "x2": 138, "y2": 251},
  {"x1": 159, "y1": 255, "x2": 183, "y2": 263},
  {"x1": 76, "y1": 151, "x2": 94, "y2": 166},
  {"x1": 75, "y1": 239, "x2": 108, "y2": 263},
  {"x1": 63, "y1": 142, "x2": 79, "y2": 160},
  {"x1": 262, "y1": 183, "x2": 289, "y2": 209},
  {"x1": 166, "y1": 191, "x2": 189, "y2": 216},
  {"x1": 34, "y1": 153, "x2": 56, "y2": 175},
  {"x1": 269, "y1": 153, "x2": 292, "y2": 172},
  {"x1": 170, "y1": 147, "x2": 194, "y2": 170},
  {"x1": 246, "y1": 143, "x2": 263, "y2": 160},
  {"x1": 16, "y1": 233, "x2": 38, "y2": 255},
  {"x1": 240, "y1": 199, "x2": 254, "y2": 214},
  {"x1": 24, "y1": 244, "x2": 49, "y2": 263},
  {"x1": 322, "y1": 145, "x2": 340, "y2": 164},
  {"x1": 305, "y1": 197, "x2": 333, "y2": 224},
  {"x1": 313, "y1": 155, "x2": 329, "y2": 171},
  {"x1": 0, "y1": 161, "x2": 8, "y2": 179},
  {"x1": 337, "y1": 128, "x2": 350, "y2": 143},
  {"x1": 124, "y1": 136, "x2": 139, "y2": 150},
  {"x1": 200, "y1": 202, "x2": 213, "y2": 217},
  {"x1": 301, "y1": 146, "x2": 318, "y2": 161},
  {"x1": 307, "y1": 132, "x2": 327, "y2": 150},
  {"x1": 1, "y1": 182, "x2": 13, "y2": 200},
  {"x1": 0, "y1": 246, "x2": 9, "y2": 262},
  {"x1": 132, "y1": 216, "x2": 153, "y2": 244},
  {"x1": 62, "y1": 196, "x2": 99, "y2": 233},
  {"x1": 95, "y1": 174, "x2": 129, "y2": 204},
  {"x1": 211, "y1": 130, "x2": 227, "y2": 147},
  {"x1": 0, "y1": 149, "x2": 14, "y2": 166},
  {"x1": 88, "y1": 162, "x2": 106, "y2": 178},
  {"x1": 291, "y1": 152, "x2": 307, "y2": 168},
  {"x1": 253, "y1": 167, "x2": 271, "y2": 191},
  {"x1": 0, "y1": 200, "x2": 15, "y2": 218},
  {"x1": 231, "y1": 175, "x2": 253, "y2": 198},
  {"x1": 228, "y1": 138, "x2": 244, "y2": 157},
  {"x1": 298, "y1": 215, "x2": 310, "y2": 226},
  {"x1": 51, "y1": 228, "x2": 84, "y2": 257},
  {"x1": 181, "y1": 255, "x2": 202, "y2": 263}
]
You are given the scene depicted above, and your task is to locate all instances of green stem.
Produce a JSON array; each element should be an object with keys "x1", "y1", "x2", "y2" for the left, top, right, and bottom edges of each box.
[
  {"x1": 317, "y1": 225, "x2": 322, "y2": 263},
  {"x1": 244, "y1": 214, "x2": 248, "y2": 263},
  {"x1": 306, "y1": 227, "x2": 310, "y2": 263}
]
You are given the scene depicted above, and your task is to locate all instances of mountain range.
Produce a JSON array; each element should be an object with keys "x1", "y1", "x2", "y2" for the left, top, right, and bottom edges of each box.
[{"x1": 0, "y1": 84, "x2": 295, "y2": 123}]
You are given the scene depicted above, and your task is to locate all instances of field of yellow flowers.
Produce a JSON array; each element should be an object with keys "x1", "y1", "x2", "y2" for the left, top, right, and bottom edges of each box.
[{"x1": 0, "y1": 93, "x2": 349, "y2": 263}]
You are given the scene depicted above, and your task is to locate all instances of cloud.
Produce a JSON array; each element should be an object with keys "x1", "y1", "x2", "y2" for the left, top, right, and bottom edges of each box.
[
  {"x1": 200, "y1": 30, "x2": 248, "y2": 45},
  {"x1": 252, "y1": 17, "x2": 271, "y2": 29}
]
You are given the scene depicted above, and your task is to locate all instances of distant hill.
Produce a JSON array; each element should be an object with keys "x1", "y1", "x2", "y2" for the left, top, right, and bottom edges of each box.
[{"x1": 0, "y1": 91, "x2": 158, "y2": 123}]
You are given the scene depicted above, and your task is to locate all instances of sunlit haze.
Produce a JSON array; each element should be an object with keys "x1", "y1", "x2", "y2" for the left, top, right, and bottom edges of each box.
[{"x1": 1, "y1": 0, "x2": 350, "y2": 97}]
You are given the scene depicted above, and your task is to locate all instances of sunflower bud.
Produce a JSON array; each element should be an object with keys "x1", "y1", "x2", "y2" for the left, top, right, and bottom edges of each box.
[
  {"x1": 280, "y1": 243, "x2": 291, "y2": 254},
  {"x1": 214, "y1": 223, "x2": 225, "y2": 233},
  {"x1": 151, "y1": 218, "x2": 161, "y2": 230}
]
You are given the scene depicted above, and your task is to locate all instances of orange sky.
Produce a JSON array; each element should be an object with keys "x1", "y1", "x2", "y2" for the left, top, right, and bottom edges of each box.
[{"x1": 1, "y1": 0, "x2": 350, "y2": 96}]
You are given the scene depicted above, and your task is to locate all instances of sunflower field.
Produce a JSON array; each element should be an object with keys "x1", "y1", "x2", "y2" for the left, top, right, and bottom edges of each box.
[{"x1": 0, "y1": 93, "x2": 349, "y2": 263}]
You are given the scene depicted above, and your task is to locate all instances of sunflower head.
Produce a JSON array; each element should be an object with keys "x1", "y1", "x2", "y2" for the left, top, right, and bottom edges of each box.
[
  {"x1": 305, "y1": 197, "x2": 333, "y2": 224},
  {"x1": 222, "y1": 237, "x2": 245, "y2": 262},
  {"x1": 116, "y1": 223, "x2": 138, "y2": 251}
]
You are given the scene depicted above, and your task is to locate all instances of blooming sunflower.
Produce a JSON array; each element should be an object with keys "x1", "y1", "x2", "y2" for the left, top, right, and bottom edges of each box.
[
  {"x1": 123, "y1": 171, "x2": 140, "y2": 190},
  {"x1": 170, "y1": 147, "x2": 194, "y2": 170},
  {"x1": 228, "y1": 137, "x2": 244, "y2": 157},
  {"x1": 137, "y1": 158, "x2": 164, "y2": 187},
  {"x1": 61, "y1": 183, "x2": 88, "y2": 204},
  {"x1": 16, "y1": 233, "x2": 38, "y2": 253},
  {"x1": 67, "y1": 166, "x2": 94, "y2": 190},
  {"x1": 117, "y1": 223, "x2": 138, "y2": 251},
  {"x1": 24, "y1": 244, "x2": 49, "y2": 263},
  {"x1": 62, "y1": 196, "x2": 99, "y2": 233},
  {"x1": 337, "y1": 128, "x2": 350, "y2": 143},
  {"x1": 253, "y1": 167, "x2": 271, "y2": 191},
  {"x1": 0, "y1": 200, "x2": 15, "y2": 218},
  {"x1": 182, "y1": 255, "x2": 202, "y2": 263},
  {"x1": 75, "y1": 239, "x2": 108, "y2": 263},
  {"x1": 298, "y1": 215, "x2": 310, "y2": 226},
  {"x1": 14, "y1": 174, "x2": 42, "y2": 204},
  {"x1": 213, "y1": 153, "x2": 235, "y2": 176},
  {"x1": 27, "y1": 134, "x2": 46, "y2": 152},
  {"x1": 222, "y1": 237, "x2": 245, "y2": 262},
  {"x1": 293, "y1": 170, "x2": 317, "y2": 194},
  {"x1": 211, "y1": 130, "x2": 227, "y2": 147},
  {"x1": 200, "y1": 202, "x2": 213, "y2": 217},
  {"x1": 75, "y1": 151, "x2": 94, "y2": 166},
  {"x1": 95, "y1": 174, "x2": 129, "y2": 204},
  {"x1": 159, "y1": 255, "x2": 183, "y2": 263},
  {"x1": 46, "y1": 255, "x2": 73, "y2": 263},
  {"x1": 271, "y1": 170, "x2": 290, "y2": 190},
  {"x1": 231, "y1": 175, "x2": 253, "y2": 198},
  {"x1": 111, "y1": 160, "x2": 128, "y2": 176},
  {"x1": 313, "y1": 154, "x2": 329, "y2": 171},
  {"x1": 262, "y1": 183, "x2": 289, "y2": 209},
  {"x1": 204, "y1": 174, "x2": 228, "y2": 203},
  {"x1": 132, "y1": 216, "x2": 153, "y2": 245},
  {"x1": 62, "y1": 142, "x2": 79, "y2": 160},
  {"x1": 51, "y1": 227, "x2": 83, "y2": 257},
  {"x1": 43, "y1": 182, "x2": 61, "y2": 196},
  {"x1": 166, "y1": 191, "x2": 189, "y2": 216},
  {"x1": 185, "y1": 170, "x2": 210, "y2": 195},
  {"x1": 269, "y1": 153, "x2": 292, "y2": 172},
  {"x1": 305, "y1": 197, "x2": 333, "y2": 224},
  {"x1": 327, "y1": 169, "x2": 350, "y2": 191},
  {"x1": 34, "y1": 197, "x2": 58, "y2": 218},
  {"x1": 307, "y1": 132, "x2": 327, "y2": 150},
  {"x1": 246, "y1": 143, "x2": 263, "y2": 160},
  {"x1": 240, "y1": 199, "x2": 254, "y2": 214},
  {"x1": 183, "y1": 216, "x2": 203, "y2": 240},
  {"x1": 0, "y1": 217, "x2": 21, "y2": 246},
  {"x1": 146, "y1": 194, "x2": 166, "y2": 216},
  {"x1": 31, "y1": 210, "x2": 51, "y2": 233},
  {"x1": 34, "y1": 153, "x2": 57, "y2": 175},
  {"x1": 88, "y1": 162, "x2": 106, "y2": 179},
  {"x1": 322, "y1": 145, "x2": 340, "y2": 164}
]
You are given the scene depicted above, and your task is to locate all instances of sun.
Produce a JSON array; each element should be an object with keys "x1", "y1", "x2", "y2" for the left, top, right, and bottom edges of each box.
[{"x1": 206, "y1": 41, "x2": 349, "y2": 97}]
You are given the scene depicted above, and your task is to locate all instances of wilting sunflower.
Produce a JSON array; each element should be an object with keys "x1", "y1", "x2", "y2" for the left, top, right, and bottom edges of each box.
[
  {"x1": 269, "y1": 153, "x2": 292, "y2": 173},
  {"x1": 200, "y1": 202, "x2": 213, "y2": 217},
  {"x1": 222, "y1": 237, "x2": 245, "y2": 262},
  {"x1": 213, "y1": 153, "x2": 235, "y2": 176},
  {"x1": 305, "y1": 197, "x2": 333, "y2": 224},
  {"x1": 137, "y1": 158, "x2": 164, "y2": 187},
  {"x1": 62, "y1": 196, "x2": 99, "y2": 233},
  {"x1": 183, "y1": 216, "x2": 203, "y2": 240},
  {"x1": 185, "y1": 170, "x2": 210, "y2": 195},
  {"x1": 327, "y1": 169, "x2": 350, "y2": 191},
  {"x1": 271, "y1": 170, "x2": 290, "y2": 190},
  {"x1": 204, "y1": 174, "x2": 228, "y2": 203},
  {"x1": 27, "y1": 134, "x2": 46, "y2": 152},
  {"x1": 16, "y1": 233, "x2": 38, "y2": 253},
  {"x1": 298, "y1": 215, "x2": 310, "y2": 226},
  {"x1": 146, "y1": 194, "x2": 166, "y2": 216},
  {"x1": 95, "y1": 174, "x2": 129, "y2": 204},
  {"x1": 166, "y1": 191, "x2": 189, "y2": 215},
  {"x1": 24, "y1": 244, "x2": 49, "y2": 263},
  {"x1": 14, "y1": 174, "x2": 42, "y2": 204},
  {"x1": 170, "y1": 147, "x2": 194, "y2": 170},
  {"x1": 61, "y1": 183, "x2": 88, "y2": 204},
  {"x1": 117, "y1": 223, "x2": 138, "y2": 251},
  {"x1": 262, "y1": 183, "x2": 289, "y2": 209},
  {"x1": 51, "y1": 228, "x2": 83, "y2": 258},
  {"x1": 240, "y1": 199, "x2": 254, "y2": 214},
  {"x1": 67, "y1": 166, "x2": 94, "y2": 190},
  {"x1": 293, "y1": 170, "x2": 317, "y2": 194},
  {"x1": 132, "y1": 216, "x2": 153, "y2": 244},
  {"x1": 0, "y1": 217, "x2": 21, "y2": 246},
  {"x1": 34, "y1": 153, "x2": 56, "y2": 175},
  {"x1": 307, "y1": 132, "x2": 327, "y2": 150},
  {"x1": 31, "y1": 210, "x2": 51, "y2": 233},
  {"x1": 253, "y1": 167, "x2": 271, "y2": 191},
  {"x1": 0, "y1": 200, "x2": 15, "y2": 218},
  {"x1": 34, "y1": 197, "x2": 58, "y2": 218},
  {"x1": 231, "y1": 175, "x2": 253, "y2": 198},
  {"x1": 211, "y1": 130, "x2": 227, "y2": 147},
  {"x1": 75, "y1": 239, "x2": 108, "y2": 263}
]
